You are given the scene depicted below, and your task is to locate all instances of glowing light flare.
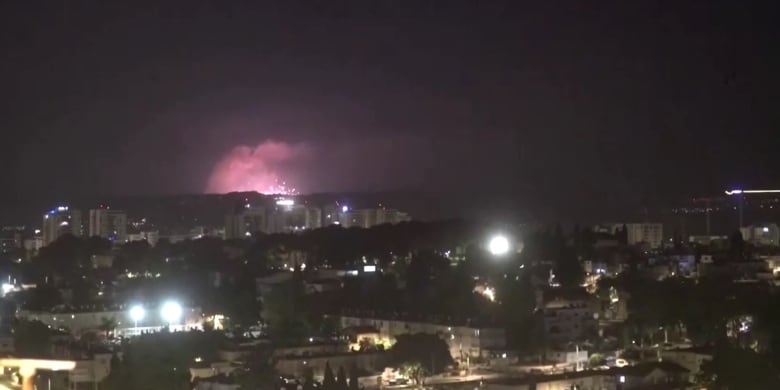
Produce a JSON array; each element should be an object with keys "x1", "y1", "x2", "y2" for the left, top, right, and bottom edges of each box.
[
  {"x1": 0, "y1": 358, "x2": 76, "y2": 371},
  {"x1": 129, "y1": 305, "x2": 145, "y2": 322},
  {"x1": 161, "y1": 301, "x2": 183, "y2": 324},
  {"x1": 488, "y1": 235, "x2": 510, "y2": 256}
]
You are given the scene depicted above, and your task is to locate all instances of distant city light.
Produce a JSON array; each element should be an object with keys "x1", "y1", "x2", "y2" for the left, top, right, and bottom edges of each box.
[
  {"x1": 725, "y1": 189, "x2": 780, "y2": 195},
  {"x1": 488, "y1": 235, "x2": 510, "y2": 256},
  {"x1": 483, "y1": 286, "x2": 496, "y2": 302},
  {"x1": 275, "y1": 199, "x2": 295, "y2": 206},
  {"x1": 59, "y1": 221, "x2": 69, "y2": 227},
  {"x1": 363, "y1": 265, "x2": 377, "y2": 273},
  {"x1": 1, "y1": 283, "x2": 14, "y2": 296},
  {"x1": 764, "y1": 227, "x2": 770, "y2": 233},
  {"x1": 341, "y1": 205, "x2": 349, "y2": 213},
  {"x1": 161, "y1": 301, "x2": 183, "y2": 324}
]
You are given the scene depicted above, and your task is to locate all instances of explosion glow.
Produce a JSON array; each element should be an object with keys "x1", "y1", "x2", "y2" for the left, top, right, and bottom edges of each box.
[{"x1": 206, "y1": 140, "x2": 306, "y2": 195}]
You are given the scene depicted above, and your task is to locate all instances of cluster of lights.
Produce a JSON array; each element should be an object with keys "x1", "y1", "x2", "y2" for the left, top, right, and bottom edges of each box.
[
  {"x1": 275, "y1": 198, "x2": 295, "y2": 206},
  {"x1": 263, "y1": 179, "x2": 298, "y2": 196},
  {"x1": 128, "y1": 301, "x2": 183, "y2": 326}
]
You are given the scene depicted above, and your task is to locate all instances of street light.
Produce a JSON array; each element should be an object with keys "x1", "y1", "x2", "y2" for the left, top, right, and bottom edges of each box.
[
  {"x1": 161, "y1": 301, "x2": 183, "y2": 329},
  {"x1": 488, "y1": 235, "x2": 510, "y2": 256},
  {"x1": 129, "y1": 305, "x2": 145, "y2": 335}
]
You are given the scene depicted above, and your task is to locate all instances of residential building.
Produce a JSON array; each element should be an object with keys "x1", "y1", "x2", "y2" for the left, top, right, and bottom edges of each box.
[
  {"x1": 68, "y1": 352, "x2": 113, "y2": 388},
  {"x1": 474, "y1": 362, "x2": 688, "y2": 390},
  {"x1": 225, "y1": 206, "x2": 267, "y2": 238},
  {"x1": 333, "y1": 314, "x2": 505, "y2": 361},
  {"x1": 740, "y1": 224, "x2": 780, "y2": 246},
  {"x1": 126, "y1": 230, "x2": 159, "y2": 246},
  {"x1": 542, "y1": 296, "x2": 597, "y2": 345},
  {"x1": 193, "y1": 374, "x2": 240, "y2": 390},
  {"x1": 23, "y1": 236, "x2": 43, "y2": 255},
  {"x1": 339, "y1": 208, "x2": 411, "y2": 228},
  {"x1": 322, "y1": 203, "x2": 340, "y2": 226},
  {"x1": 193, "y1": 375, "x2": 241, "y2": 390},
  {"x1": 661, "y1": 347, "x2": 712, "y2": 383},
  {"x1": 274, "y1": 351, "x2": 385, "y2": 378},
  {"x1": 266, "y1": 200, "x2": 322, "y2": 233},
  {"x1": 688, "y1": 235, "x2": 728, "y2": 245},
  {"x1": 42, "y1": 206, "x2": 82, "y2": 246},
  {"x1": 90, "y1": 254, "x2": 114, "y2": 269},
  {"x1": 88, "y1": 207, "x2": 127, "y2": 242},
  {"x1": 597, "y1": 223, "x2": 664, "y2": 249}
]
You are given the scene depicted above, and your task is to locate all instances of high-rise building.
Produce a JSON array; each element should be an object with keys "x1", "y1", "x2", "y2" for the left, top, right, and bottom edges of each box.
[
  {"x1": 266, "y1": 200, "x2": 322, "y2": 233},
  {"x1": 598, "y1": 223, "x2": 663, "y2": 249},
  {"x1": 88, "y1": 207, "x2": 128, "y2": 242},
  {"x1": 322, "y1": 203, "x2": 340, "y2": 226},
  {"x1": 225, "y1": 206, "x2": 267, "y2": 239},
  {"x1": 42, "y1": 206, "x2": 82, "y2": 246},
  {"x1": 339, "y1": 208, "x2": 411, "y2": 228}
]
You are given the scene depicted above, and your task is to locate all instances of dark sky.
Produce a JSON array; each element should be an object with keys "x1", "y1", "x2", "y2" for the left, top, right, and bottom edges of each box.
[{"x1": 2, "y1": 1, "x2": 779, "y2": 217}]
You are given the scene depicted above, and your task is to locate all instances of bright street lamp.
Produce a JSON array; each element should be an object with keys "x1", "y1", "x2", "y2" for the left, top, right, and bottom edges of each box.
[
  {"x1": 488, "y1": 235, "x2": 510, "y2": 256},
  {"x1": 161, "y1": 301, "x2": 183, "y2": 326},
  {"x1": 129, "y1": 305, "x2": 145, "y2": 335}
]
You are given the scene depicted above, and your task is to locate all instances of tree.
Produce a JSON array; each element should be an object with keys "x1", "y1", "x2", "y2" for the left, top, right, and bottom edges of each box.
[
  {"x1": 399, "y1": 362, "x2": 427, "y2": 386},
  {"x1": 99, "y1": 317, "x2": 118, "y2": 338},
  {"x1": 730, "y1": 230, "x2": 746, "y2": 261},
  {"x1": 235, "y1": 363, "x2": 277, "y2": 390},
  {"x1": 554, "y1": 247, "x2": 584, "y2": 288},
  {"x1": 323, "y1": 362, "x2": 336, "y2": 390},
  {"x1": 103, "y1": 331, "x2": 223, "y2": 390},
  {"x1": 698, "y1": 345, "x2": 780, "y2": 389},
  {"x1": 336, "y1": 366, "x2": 348, "y2": 390},
  {"x1": 261, "y1": 267, "x2": 311, "y2": 344},
  {"x1": 13, "y1": 319, "x2": 52, "y2": 357},
  {"x1": 389, "y1": 333, "x2": 454, "y2": 375},
  {"x1": 588, "y1": 353, "x2": 606, "y2": 368},
  {"x1": 302, "y1": 367, "x2": 316, "y2": 390},
  {"x1": 348, "y1": 364, "x2": 359, "y2": 390}
]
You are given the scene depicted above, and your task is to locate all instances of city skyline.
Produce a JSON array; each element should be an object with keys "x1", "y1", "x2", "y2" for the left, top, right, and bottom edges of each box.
[{"x1": 2, "y1": 1, "x2": 779, "y2": 219}]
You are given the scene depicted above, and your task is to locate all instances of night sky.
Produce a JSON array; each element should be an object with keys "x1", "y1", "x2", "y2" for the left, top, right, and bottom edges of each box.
[{"x1": 2, "y1": 1, "x2": 779, "y2": 218}]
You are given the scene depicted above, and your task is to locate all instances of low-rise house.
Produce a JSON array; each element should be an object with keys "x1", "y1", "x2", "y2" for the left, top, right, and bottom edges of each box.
[
  {"x1": 271, "y1": 342, "x2": 346, "y2": 359},
  {"x1": 332, "y1": 314, "x2": 505, "y2": 362},
  {"x1": 274, "y1": 350, "x2": 385, "y2": 378},
  {"x1": 193, "y1": 374, "x2": 240, "y2": 390},
  {"x1": 661, "y1": 346, "x2": 712, "y2": 382},
  {"x1": 451, "y1": 361, "x2": 688, "y2": 390},
  {"x1": 190, "y1": 361, "x2": 240, "y2": 381}
]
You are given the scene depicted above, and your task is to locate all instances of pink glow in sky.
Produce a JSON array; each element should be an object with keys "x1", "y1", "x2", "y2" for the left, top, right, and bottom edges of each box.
[{"x1": 206, "y1": 140, "x2": 308, "y2": 194}]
